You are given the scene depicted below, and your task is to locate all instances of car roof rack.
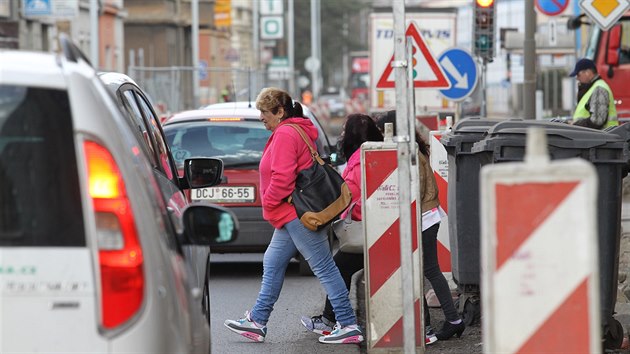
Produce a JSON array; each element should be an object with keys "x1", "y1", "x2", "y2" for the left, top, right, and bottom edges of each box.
[{"x1": 59, "y1": 33, "x2": 92, "y2": 66}]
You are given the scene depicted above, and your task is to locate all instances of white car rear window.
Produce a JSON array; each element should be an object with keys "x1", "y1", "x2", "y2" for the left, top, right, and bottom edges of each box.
[{"x1": 0, "y1": 85, "x2": 85, "y2": 247}]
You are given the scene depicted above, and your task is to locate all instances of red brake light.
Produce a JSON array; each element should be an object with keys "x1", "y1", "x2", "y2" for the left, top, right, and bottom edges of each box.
[
  {"x1": 84, "y1": 141, "x2": 144, "y2": 329},
  {"x1": 476, "y1": 0, "x2": 494, "y2": 7}
]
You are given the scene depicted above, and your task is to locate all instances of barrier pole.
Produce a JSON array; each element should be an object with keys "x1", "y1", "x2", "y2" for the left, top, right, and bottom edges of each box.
[{"x1": 481, "y1": 128, "x2": 600, "y2": 353}]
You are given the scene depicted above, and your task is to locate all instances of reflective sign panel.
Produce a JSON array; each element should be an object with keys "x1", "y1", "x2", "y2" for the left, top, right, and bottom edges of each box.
[{"x1": 580, "y1": 0, "x2": 630, "y2": 31}]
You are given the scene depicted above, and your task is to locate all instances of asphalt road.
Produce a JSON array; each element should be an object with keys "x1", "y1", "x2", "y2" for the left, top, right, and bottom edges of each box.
[
  {"x1": 207, "y1": 253, "x2": 483, "y2": 354},
  {"x1": 209, "y1": 253, "x2": 361, "y2": 354}
]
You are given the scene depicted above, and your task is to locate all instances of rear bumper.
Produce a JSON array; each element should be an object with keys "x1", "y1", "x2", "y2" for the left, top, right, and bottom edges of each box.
[{"x1": 211, "y1": 206, "x2": 273, "y2": 253}]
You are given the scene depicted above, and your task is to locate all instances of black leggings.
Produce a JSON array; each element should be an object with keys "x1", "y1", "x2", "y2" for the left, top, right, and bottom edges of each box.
[
  {"x1": 423, "y1": 223, "x2": 460, "y2": 324},
  {"x1": 322, "y1": 251, "x2": 363, "y2": 323},
  {"x1": 323, "y1": 223, "x2": 460, "y2": 325}
]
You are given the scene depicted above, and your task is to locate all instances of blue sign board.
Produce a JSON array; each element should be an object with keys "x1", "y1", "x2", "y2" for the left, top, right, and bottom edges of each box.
[
  {"x1": 24, "y1": 0, "x2": 52, "y2": 16},
  {"x1": 438, "y1": 48, "x2": 478, "y2": 102},
  {"x1": 535, "y1": 0, "x2": 569, "y2": 16},
  {"x1": 198, "y1": 60, "x2": 208, "y2": 81}
]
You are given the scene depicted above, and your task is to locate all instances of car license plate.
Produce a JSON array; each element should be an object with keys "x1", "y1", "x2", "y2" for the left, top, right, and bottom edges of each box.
[{"x1": 192, "y1": 186, "x2": 255, "y2": 203}]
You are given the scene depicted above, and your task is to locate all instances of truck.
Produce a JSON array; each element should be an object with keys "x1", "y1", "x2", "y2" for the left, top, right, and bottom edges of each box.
[
  {"x1": 369, "y1": 7, "x2": 458, "y2": 131},
  {"x1": 568, "y1": 12, "x2": 630, "y2": 122},
  {"x1": 349, "y1": 51, "x2": 369, "y2": 101}
]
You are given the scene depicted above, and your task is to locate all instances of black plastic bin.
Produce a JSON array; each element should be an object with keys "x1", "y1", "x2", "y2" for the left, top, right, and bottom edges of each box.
[
  {"x1": 441, "y1": 119, "x2": 504, "y2": 284},
  {"x1": 471, "y1": 120, "x2": 630, "y2": 349},
  {"x1": 440, "y1": 118, "x2": 505, "y2": 326}
]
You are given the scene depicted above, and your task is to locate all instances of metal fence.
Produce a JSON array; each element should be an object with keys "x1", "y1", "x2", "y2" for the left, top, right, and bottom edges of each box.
[{"x1": 127, "y1": 66, "x2": 299, "y2": 115}]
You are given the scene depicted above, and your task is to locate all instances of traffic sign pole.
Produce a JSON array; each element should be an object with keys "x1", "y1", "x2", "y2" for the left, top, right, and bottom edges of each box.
[
  {"x1": 393, "y1": 2, "x2": 417, "y2": 351},
  {"x1": 481, "y1": 58, "x2": 487, "y2": 118}
]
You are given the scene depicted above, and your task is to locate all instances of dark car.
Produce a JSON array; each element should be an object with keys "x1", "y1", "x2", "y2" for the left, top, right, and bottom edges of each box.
[{"x1": 162, "y1": 102, "x2": 340, "y2": 274}]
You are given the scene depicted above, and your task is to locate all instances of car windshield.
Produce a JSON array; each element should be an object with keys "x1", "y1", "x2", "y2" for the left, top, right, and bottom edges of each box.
[{"x1": 164, "y1": 120, "x2": 271, "y2": 169}]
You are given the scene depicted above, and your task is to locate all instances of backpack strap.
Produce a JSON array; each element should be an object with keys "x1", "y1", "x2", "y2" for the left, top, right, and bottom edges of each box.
[{"x1": 285, "y1": 123, "x2": 324, "y2": 165}]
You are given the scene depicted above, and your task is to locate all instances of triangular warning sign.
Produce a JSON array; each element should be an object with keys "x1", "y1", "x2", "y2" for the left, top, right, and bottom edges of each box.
[{"x1": 376, "y1": 22, "x2": 451, "y2": 89}]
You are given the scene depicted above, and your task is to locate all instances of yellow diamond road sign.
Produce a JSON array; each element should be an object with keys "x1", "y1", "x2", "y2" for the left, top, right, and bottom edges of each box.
[{"x1": 580, "y1": 0, "x2": 630, "y2": 31}]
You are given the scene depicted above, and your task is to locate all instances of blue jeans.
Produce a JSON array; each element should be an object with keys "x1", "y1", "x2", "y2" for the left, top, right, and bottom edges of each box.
[{"x1": 250, "y1": 218, "x2": 357, "y2": 327}]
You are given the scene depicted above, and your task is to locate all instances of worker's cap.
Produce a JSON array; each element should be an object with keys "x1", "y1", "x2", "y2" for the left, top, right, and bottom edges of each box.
[{"x1": 569, "y1": 58, "x2": 597, "y2": 77}]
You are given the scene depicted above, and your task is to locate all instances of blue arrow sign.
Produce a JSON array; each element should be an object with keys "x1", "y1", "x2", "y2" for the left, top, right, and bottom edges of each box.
[
  {"x1": 438, "y1": 48, "x2": 478, "y2": 102},
  {"x1": 535, "y1": 0, "x2": 569, "y2": 16}
]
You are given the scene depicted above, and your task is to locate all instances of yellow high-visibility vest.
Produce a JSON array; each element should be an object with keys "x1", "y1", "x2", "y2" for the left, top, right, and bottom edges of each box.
[{"x1": 573, "y1": 79, "x2": 618, "y2": 128}]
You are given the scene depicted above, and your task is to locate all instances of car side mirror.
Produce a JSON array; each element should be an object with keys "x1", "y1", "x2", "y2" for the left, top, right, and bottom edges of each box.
[
  {"x1": 182, "y1": 158, "x2": 223, "y2": 189},
  {"x1": 329, "y1": 152, "x2": 345, "y2": 166},
  {"x1": 181, "y1": 203, "x2": 238, "y2": 245}
]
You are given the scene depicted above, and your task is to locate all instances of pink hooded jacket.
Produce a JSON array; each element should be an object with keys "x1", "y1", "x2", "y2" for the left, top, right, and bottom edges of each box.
[
  {"x1": 340, "y1": 149, "x2": 362, "y2": 221},
  {"x1": 259, "y1": 117, "x2": 319, "y2": 229}
]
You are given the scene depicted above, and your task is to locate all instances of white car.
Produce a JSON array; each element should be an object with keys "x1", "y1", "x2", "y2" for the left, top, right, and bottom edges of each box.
[{"x1": 0, "y1": 35, "x2": 235, "y2": 353}]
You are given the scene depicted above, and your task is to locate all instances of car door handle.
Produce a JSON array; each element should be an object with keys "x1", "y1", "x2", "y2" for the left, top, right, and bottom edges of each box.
[
  {"x1": 51, "y1": 301, "x2": 80, "y2": 310},
  {"x1": 158, "y1": 286, "x2": 167, "y2": 298}
]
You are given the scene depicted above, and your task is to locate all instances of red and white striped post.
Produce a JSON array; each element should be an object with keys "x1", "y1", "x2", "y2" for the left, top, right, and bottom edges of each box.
[
  {"x1": 429, "y1": 130, "x2": 451, "y2": 273},
  {"x1": 481, "y1": 128, "x2": 601, "y2": 353},
  {"x1": 362, "y1": 141, "x2": 424, "y2": 352}
]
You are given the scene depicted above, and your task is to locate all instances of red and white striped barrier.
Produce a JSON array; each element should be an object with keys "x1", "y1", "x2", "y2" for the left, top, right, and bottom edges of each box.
[
  {"x1": 481, "y1": 129, "x2": 600, "y2": 353},
  {"x1": 429, "y1": 131, "x2": 451, "y2": 273},
  {"x1": 362, "y1": 142, "x2": 424, "y2": 350}
]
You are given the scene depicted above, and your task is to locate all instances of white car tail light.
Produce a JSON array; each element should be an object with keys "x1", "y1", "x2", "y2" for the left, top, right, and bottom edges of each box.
[{"x1": 84, "y1": 140, "x2": 144, "y2": 329}]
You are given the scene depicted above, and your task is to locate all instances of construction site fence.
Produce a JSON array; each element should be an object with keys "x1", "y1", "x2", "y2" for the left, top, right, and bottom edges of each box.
[{"x1": 127, "y1": 66, "x2": 299, "y2": 116}]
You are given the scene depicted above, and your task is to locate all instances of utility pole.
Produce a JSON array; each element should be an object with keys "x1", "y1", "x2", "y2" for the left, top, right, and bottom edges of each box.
[
  {"x1": 253, "y1": 0, "x2": 260, "y2": 94},
  {"x1": 523, "y1": 0, "x2": 536, "y2": 119},
  {"x1": 310, "y1": 0, "x2": 321, "y2": 99},
  {"x1": 90, "y1": 0, "x2": 98, "y2": 68},
  {"x1": 192, "y1": 0, "x2": 199, "y2": 109},
  {"x1": 288, "y1": 0, "x2": 296, "y2": 96}
]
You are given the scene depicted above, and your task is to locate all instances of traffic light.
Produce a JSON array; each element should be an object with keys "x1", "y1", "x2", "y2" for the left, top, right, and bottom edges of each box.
[
  {"x1": 412, "y1": 46, "x2": 418, "y2": 78},
  {"x1": 473, "y1": 0, "x2": 496, "y2": 61}
]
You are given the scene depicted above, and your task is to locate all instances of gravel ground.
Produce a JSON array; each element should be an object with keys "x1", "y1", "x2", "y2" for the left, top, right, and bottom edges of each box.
[
  {"x1": 354, "y1": 272, "x2": 630, "y2": 354},
  {"x1": 355, "y1": 272, "x2": 482, "y2": 354}
]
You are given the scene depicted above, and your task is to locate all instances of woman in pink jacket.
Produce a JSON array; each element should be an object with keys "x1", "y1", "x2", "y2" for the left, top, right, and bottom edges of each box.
[
  {"x1": 301, "y1": 113, "x2": 382, "y2": 336},
  {"x1": 224, "y1": 87, "x2": 363, "y2": 345}
]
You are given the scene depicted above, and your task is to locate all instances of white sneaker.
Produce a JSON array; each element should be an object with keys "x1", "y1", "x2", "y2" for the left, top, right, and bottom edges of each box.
[
  {"x1": 224, "y1": 310, "x2": 267, "y2": 343},
  {"x1": 301, "y1": 315, "x2": 334, "y2": 335},
  {"x1": 318, "y1": 322, "x2": 364, "y2": 344}
]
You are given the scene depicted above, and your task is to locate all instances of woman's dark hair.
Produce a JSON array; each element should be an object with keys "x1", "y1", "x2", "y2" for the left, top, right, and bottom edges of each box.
[
  {"x1": 339, "y1": 113, "x2": 384, "y2": 159},
  {"x1": 376, "y1": 110, "x2": 429, "y2": 157},
  {"x1": 255, "y1": 87, "x2": 304, "y2": 119}
]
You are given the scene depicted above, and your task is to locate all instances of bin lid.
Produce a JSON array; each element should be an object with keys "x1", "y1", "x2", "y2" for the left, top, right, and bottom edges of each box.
[
  {"x1": 440, "y1": 117, "x2": 506, "y2": 153},
  {"x1": 607, "y1": 122, "x2": 630, "y2": 142},
  {"x1": 471, "y1": 120, "x2": 628, "y2": 161}
]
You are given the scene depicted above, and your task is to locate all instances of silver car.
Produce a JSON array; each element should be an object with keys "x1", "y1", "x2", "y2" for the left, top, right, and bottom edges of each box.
[{"x1": 0, "y1": 36, "x2": 235, "y2": 353}]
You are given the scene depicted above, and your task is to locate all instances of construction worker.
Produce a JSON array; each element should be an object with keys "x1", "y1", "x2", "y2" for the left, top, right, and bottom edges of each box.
[{"x1": 570, "y1": 58, "x2": 618, "y2": 129}]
